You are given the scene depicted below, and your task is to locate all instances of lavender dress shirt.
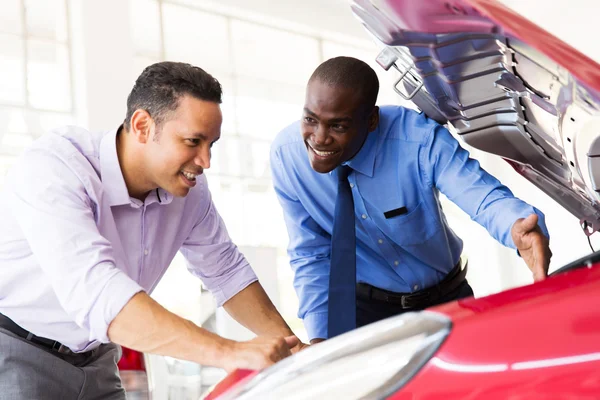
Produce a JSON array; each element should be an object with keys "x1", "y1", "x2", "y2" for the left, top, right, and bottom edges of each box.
[{"x1": 0, "y1": 126, "x2": 257, "y2": 352}]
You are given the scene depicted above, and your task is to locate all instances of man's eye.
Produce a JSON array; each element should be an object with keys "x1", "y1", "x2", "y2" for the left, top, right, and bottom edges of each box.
[
  {"x1": 186, "y1": 139, "x2": 200, "y2": 146},
  {"x1": 332, "y1": 124, "x2": 347, "y2": 131},
  {"x1": 303, "y1": 116, "x2": 316, "y2": 124}
]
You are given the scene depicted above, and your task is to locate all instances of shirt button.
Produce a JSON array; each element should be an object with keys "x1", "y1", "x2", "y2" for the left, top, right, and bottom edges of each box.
[
  {"x1": 394, "y1": 260, "x2": 399, "y2": 266},
  {"x1": 413, "y1": 284, "x2": 419, "y2": 291},
  {"x1": 350, "y1": 183, "x2": 355, "y2": 188},
  {"x1": 378, "y1": 239, "x2": 383, "y2": 244},
  {"x1": 361, "y1": 214, "x2": 367, "y2": 219},
  {"x1": 144, "y1": 249, "x2": 148, "y2": 256}
]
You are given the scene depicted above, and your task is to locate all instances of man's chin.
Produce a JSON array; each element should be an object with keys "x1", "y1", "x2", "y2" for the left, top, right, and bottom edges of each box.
[
  {"x1": 165, "y1": 185, "x2": 190, "y2": 198},
  {"x1": 310, "y1": 160, "x2": 335, "y2": 174}
]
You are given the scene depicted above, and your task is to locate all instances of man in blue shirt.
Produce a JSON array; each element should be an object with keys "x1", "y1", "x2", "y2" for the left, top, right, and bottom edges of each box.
[{"x1": 270, "y1": 56, "x2": 552, "y2": 344}]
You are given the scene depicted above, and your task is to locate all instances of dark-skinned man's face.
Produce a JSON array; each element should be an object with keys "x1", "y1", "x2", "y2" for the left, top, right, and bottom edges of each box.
[{"x1": 301, "y1": 78, "x2": 379, "y2": 173}]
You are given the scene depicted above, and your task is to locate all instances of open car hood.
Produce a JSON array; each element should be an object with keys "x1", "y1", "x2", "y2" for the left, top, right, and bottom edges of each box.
[{"x1": 351, "y1": 0, "x2": 600, "y2": 234}]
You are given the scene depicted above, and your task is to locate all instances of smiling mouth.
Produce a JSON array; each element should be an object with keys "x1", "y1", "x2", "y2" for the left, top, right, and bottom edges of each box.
[
  {"x1": 180, "y1": 170, "x2": 203, "y2": 188},
  {"x1": 181, "y1": 171, "x2": 200, "y2": 181},
  {"x1": 308, "y1": 143, "x2": 339, "y2": 158}
]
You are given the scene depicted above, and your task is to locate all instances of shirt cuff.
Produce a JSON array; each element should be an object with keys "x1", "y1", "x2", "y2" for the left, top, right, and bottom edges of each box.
[
  {"x1": 92, "y1": 273, "x2": 144, "y2": 343},
  {"x1": 212, "y1": 262, "x2": 258, "y2": 307},
  {"x1": 533, "y1": 207, "x2": 549, "y2": 237},
  {"x1": 303, "y1": 312, "x2": 329, "y2": 341}
]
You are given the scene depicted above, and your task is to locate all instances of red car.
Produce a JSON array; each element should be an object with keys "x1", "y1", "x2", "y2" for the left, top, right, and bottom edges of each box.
[
  {"x1": 203, "y1": 0, "x2": 600, "y2": 399},
  {"x1": 117, "y1": 347, "x2": 152, "y2": 399}
]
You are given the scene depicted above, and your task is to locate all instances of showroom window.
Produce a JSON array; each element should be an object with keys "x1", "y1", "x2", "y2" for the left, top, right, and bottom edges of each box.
[{"x1": 0, "y1": 0, "x2": 74, "y2": 189}]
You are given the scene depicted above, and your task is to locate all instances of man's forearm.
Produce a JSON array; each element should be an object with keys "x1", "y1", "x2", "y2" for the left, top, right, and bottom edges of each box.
[
  {"x1": 108, "y1": 292, "x2": 231, "y2": 368},
  {"x1": 223, "y1": 281, "x2": 294, "y2": 337}
]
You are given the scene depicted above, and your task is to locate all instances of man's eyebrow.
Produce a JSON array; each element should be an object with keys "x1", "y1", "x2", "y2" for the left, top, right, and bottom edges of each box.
[
  {"x1": 187, "y1": 132, "x2": 209, "y2": 139},
  {"x1": 329, "y1": 117, "x2": 352, "y2": 123},
  {"x1": 303, "y1": 108, "x2": 317, "y2": 118},
  {"x1": 303, "y1": 108, "x2": 352, "y2": 123}
]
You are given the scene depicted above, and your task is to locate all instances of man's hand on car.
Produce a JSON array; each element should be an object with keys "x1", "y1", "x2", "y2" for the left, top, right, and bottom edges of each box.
[
  {"x1": 291, "y1": 341, "x2": 310, "y2": 354},
  {"x1": 221, "y1": 335, "x2": 299, "y2": 372},
  {"x1": 511, "y1": 213, "x2": 552, "y2": 281}
]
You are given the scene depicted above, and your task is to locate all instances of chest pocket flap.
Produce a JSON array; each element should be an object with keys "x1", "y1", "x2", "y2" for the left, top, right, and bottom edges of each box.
[{"x1": 376, "y1": 201, "x2": 439, "y2": 246}]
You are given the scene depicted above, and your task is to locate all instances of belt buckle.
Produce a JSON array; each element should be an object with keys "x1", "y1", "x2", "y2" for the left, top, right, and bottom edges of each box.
[
  {"x1": 51, "y1": 341, "x2": 70, "y2": 354},
  {"x1": 401, "y1": 291, "x2": 430, "y2": 309}
]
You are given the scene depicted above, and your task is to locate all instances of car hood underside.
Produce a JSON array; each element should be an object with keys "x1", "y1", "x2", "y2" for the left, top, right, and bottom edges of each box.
[{"x1": 352, "y1": 0, "x2": 600, "y2": 234}]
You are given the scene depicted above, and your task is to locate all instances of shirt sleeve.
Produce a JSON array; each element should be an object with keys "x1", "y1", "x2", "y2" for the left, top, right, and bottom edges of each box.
[
  {"x1": 421, "y1": 124, "x2": 549, "y2": 248},
  {"x1": 5, "y1": 149, "x2": 144, "y2": 343},
  {"x1": 271, "y1": 146, "x2": 331, "y2": 340},
  {"x1": 179, "y1": 183, "x2": 258, "y2": 307}
]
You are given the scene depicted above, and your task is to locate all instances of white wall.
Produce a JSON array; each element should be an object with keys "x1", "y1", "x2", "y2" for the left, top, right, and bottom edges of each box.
[
  {"x1": 163, "y1": 0, "x2": 365, "y2": 40},
  {"x1": 215, "y1": 246, "x2": 282, "y2": 341},
  {"x1": 69, "y1": 0, "x2": 135, "y2": 130}
]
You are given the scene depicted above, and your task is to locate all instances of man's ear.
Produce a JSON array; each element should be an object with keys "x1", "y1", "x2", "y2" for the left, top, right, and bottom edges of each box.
[
  {"x1": 129, "y1": 109, "x2": 153, "y2": 144},
  {"x1": 368, "y1": 106, "x2": 379, "y2": 132}
]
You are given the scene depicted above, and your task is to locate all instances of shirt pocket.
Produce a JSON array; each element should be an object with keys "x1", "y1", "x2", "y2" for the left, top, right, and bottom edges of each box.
[{"x1": 381, "y1": 201, "x2": 439, "y2": 246}]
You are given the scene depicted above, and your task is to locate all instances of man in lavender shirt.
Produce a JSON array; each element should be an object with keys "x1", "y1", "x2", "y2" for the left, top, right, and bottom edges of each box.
[{"x1": 0, "y1": 61, "x2": 302, "y2": 399}]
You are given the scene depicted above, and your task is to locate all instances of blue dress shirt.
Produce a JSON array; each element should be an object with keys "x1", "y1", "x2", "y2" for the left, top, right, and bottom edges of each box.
[{"x1": 270, "y1": 106, "x2": 548, "y2": 340}]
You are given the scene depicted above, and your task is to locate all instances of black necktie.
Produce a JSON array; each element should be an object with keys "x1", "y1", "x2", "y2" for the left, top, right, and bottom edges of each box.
[{"x1": 327, "y1": 165, "x2": 357, "y2": 338}]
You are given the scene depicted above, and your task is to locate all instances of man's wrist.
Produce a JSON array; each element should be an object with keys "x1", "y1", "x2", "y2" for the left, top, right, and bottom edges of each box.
[
  {"x1": 259, "y1": 320, "x2": 295, "y2": 338},
  {"x1": 210, "y1": 335, "x2": 237, "y2": 370},
  {"x1": 189, "y1": 324, "x2": 236, "y2": 370},
  {"x1": 279, "y1": 326, "x2": 296, "y2": 337}
]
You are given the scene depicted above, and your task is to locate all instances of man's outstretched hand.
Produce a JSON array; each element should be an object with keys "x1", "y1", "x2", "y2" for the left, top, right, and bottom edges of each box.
[{"x1": 511, "y1": 214, "x2": 552, "y2": 281}]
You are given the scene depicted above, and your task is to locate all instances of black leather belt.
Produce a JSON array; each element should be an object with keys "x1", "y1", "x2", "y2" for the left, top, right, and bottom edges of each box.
[
  {"x1": 0, "y1": 312, "x2": 71, "y2": 354},
  {"x1": 356, "y1": 261, "x2": 468, "y2": 309}
]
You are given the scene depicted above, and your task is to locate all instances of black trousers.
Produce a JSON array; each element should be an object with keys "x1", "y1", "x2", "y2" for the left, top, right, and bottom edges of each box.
[{"x1": 356, "y1": 279, "x2": 474, "y2": 328}]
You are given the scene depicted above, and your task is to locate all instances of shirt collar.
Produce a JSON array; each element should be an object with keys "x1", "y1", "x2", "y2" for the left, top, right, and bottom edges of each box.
[
  {"x1": 99, "y1": 126, "x2": 173, "y2": 207},
  {"x1": 345, "y1": 123, "x2": 381, "y2": 178}
]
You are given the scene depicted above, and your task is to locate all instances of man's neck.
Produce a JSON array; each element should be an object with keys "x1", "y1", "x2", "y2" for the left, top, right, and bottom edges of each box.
[{"x1": 116, "y1": 127, "x2": 152, "y2": 201}]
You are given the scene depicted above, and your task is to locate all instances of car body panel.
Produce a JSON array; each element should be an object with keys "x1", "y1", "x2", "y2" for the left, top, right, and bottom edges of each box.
[
  {"x1": 393, "y1": 258, "x2": 600, "y2": 399},
  {"x1": 204, "y1": 369, "x2": 258, "y2": 400}
]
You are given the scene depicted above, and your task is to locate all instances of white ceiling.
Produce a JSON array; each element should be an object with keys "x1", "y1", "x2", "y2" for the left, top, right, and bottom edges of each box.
[{"x1": 183, "y1": 0, "x2": 367, "y2": 40}]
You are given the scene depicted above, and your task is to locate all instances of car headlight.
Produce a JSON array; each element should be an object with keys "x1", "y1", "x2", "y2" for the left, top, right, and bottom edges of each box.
[{"x1": 219, "y1": 311, "x2": 451, "y2": 400}]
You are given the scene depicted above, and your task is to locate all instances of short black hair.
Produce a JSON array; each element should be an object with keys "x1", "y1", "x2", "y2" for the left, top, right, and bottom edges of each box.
[
  {"x1": 124, "y1": 61, "x2": 222, "y2": 130},
  {"x1": 309, "y1": 56, "x2": 379, "y2": 110}
]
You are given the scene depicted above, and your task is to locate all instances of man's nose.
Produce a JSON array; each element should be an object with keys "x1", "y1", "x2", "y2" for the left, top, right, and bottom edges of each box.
[
  {"x1": 194, "y1": 146, "x2": 211, "y2": 169},
  {"x1": 312, "y1": 125, "x2": 330, "y2": 146}
]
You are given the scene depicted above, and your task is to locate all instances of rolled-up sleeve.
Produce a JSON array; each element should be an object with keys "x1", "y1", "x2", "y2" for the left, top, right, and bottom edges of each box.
[
  {"x1": 179, "y1": 187, "x2": 257, "y2": 306},
  {"x1": 6, "y1": 150, "x2": 143, "y2": 343},
  {"x1": 422, "y1": 125, "x2": 549, "y2": 248}
]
